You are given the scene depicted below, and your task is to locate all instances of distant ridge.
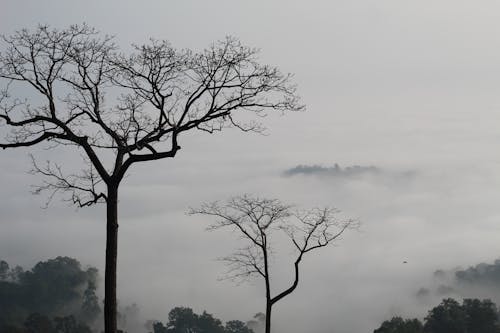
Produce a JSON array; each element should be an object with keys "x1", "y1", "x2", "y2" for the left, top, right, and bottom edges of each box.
[{"x1": 283, "y1": 163, "x2": 381, "y2": 177}]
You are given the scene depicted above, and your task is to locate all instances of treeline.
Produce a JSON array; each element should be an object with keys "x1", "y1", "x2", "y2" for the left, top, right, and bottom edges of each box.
[
  {"x1": 148, "y1": 307, "x2": 258, "y2": 333},
  {"x1": 0, "y1": 257, "x2": 255, "y2": 333},
  {"x1": 374, "y1": 298, "x2": 500, "y2": 333},
  {"x1": 0, "y1": 257, "x2": 100, "y2": 332},
  {"x1": 10, "y1": 256, "x2": 500, "y2": 333},
  {"x1": 1, "y1": 314, "x2": 93, "y2": 333},
  {"x1": 0, "y1": 307, "x2": 257, "y2": 333}
]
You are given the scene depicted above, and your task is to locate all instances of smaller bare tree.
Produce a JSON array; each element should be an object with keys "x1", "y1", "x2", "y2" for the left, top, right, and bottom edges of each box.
[{"x1": 189, "y1": 195, "x2": 357, "y2": 333}]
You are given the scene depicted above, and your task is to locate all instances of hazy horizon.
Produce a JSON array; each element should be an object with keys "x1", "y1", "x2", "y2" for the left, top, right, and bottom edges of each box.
[{"x1": 1, "y1": 1, "x2": 500, "y2": 332}]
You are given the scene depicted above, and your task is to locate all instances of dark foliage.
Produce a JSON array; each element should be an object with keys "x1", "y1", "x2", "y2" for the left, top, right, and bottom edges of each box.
[
  {"x1": 374, "y1": 298, "x2": 500, "y2": 333},
  {"x1": 225, "y1": 320, "x2": 254, "y2": 333},
  {"x1": 0, "y1": 257, "x2": 100, "y2": 329},
  {"x1": 424, "y1": 298, "x2": 466, "y2": 333},
  {"x1": 373, "y1": 317, "x2": 423, "y2": 333},
  {"x1": 0, "y1": 314, "x2": 92, "y2": 333},
  {"x1": 151, "y1": 307, "x2": 253, "y2": 333}
]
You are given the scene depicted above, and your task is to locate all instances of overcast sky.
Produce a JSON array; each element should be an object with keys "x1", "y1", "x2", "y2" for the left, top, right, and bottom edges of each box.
[{"x1": 1, "y1": 1, "x2": 500, "y2": 332}]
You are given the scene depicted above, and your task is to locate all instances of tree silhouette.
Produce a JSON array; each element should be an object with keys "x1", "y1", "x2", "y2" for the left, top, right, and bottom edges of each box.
[
  {"x1": 374, "y1": 298, "x2": 500, "y2": 333},
  {"x1": 373, "y1": 317, "x2": 423, "y2": 333},
  {"x1": 462, "y1": 298, "x2": 499, "y2": 333},
  {"x1": 424, "y1": 298, "x2": 500, "y2": 333},
  {"x1": 0, "y1": 25, "x2": 303, "y2": 333},
  {"x1": 424, "y1": 298, "x2": 466, "y2": 333},
  {"x1": 150, "y1": 307, "x2": 253, "y2": 333},
  {"x1": 190, "y1": 195, "x2": 356, "y2": 333},
  {"x1": 0, "y1": 257, "x2": 100, "y2": 329},
  {"x1": 225, "y1": 320, "x2": 254, "y2": 333}
]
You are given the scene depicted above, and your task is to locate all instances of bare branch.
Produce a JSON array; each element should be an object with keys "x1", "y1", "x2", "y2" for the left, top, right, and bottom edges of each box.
[
  {"x1": 218, "y1": 246, "x2": 266, "y2": 283},
  {"x1": 191, "y1": 195, "x2": 358, "y2": 312},
  {"x1": 189, "y1": 195, "x2": 292, "y2": 250},
  {"x1": 0, "y1": 25, "x2": 304, "y2": 333},
  {"x1": 30, "y1": 154, "x2": 106, "y2": 208},
  {"x1": 271, "y1": 208, "x2": 358, "y2": 305},
  {"x1": 111, "y1": 37, "x2": 304, "y2": 156}
]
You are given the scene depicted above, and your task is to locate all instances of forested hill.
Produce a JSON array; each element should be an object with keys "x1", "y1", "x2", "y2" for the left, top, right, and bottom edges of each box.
[
  {"x1": 0, "y1": 257, "x2": 257, "y2": 333},
  {"x1": 0, "y1": 257, "x2": 99, "y2": 333},
  {"x1": 374, "y1": 298, "x2": 500, "y2": 333}
]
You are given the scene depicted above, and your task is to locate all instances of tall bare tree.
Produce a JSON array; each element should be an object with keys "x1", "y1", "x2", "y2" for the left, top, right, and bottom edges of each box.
[
  {"x1": 190, "y1": 195, "x2": 357, "y2": 333},
  {"x1": 0, "y1": 25, "x2": 303, "y2": 333}
]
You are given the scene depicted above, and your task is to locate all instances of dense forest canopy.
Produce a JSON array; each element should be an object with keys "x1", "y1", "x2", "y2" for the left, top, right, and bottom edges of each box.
[
  {"x1": 0, "y1": 257, "x2": 256, "y2": 333},
  {"x1": 374, "y1": 298, "x2": 500, "y2": 333},
  {"x1": 0, "y1": 256, "x2": 99, "y2": 329}
]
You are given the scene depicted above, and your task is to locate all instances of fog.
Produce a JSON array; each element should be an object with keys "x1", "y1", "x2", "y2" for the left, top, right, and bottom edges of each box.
[{"x1": 1, "y1": 1, "x2": 500, "y2": 332}]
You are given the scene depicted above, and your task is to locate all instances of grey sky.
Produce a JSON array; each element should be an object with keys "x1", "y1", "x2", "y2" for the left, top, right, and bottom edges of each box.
[{"x1": 1, "y1": 1, "x2": 500, "y2": 332}]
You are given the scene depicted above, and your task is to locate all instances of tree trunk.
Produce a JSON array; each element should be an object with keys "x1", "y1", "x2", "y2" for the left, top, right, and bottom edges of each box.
[
  {"x1": 263, "y1": 242, "x2": 271, "y2": 333},
  {"x1": 265, "y1": 302, "x2": 272, "y2": 333},
  {"x1": 104, "y1": 185, "x2": 119, "y2": 333}
]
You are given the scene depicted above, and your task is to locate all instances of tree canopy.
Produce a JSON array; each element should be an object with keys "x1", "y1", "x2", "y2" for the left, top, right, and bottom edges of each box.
[
  {"x1": 373, "y1": 317, "x2": 423, "y2": 333},
  {"x1": 150, "y1": 307, "x2": 253, "y2": 333},
  {"x1": 0, "y1": 257, "x2": 100, "y2": 330},
  {"x1": 374, "y1": 298, "x2": 500, "y2": 333}
]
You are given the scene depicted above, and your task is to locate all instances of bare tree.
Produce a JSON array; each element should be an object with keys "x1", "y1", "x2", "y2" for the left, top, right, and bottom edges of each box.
[
  {"x1": 0, "y1": 25, "x2": 303, "y2": 333},
  {"x1": 189, "y1": 195, "x2": 357, "y2": 333}
]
